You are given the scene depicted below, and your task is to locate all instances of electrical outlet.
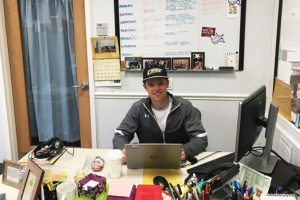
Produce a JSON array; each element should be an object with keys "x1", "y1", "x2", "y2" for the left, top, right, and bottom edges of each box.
[
  {"x1": 167, "y1": 78, "x2": 173, "y2": 90},
  {"x1": 279, "y1": 135, "x2": 292, "y2": 162}
]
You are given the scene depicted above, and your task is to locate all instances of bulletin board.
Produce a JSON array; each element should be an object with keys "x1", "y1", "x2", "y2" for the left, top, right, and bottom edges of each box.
[{"x1": 116, "y1": 0, "x2": 246, "y2": 71}]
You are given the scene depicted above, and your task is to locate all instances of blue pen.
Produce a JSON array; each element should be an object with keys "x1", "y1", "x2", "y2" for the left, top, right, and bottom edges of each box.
[
  {"x1": 247, "y1": 187, "x2": 253, "y2": 196},
  {"x1": 234, "y1": 180, "x2": 243, "y2": 193}
]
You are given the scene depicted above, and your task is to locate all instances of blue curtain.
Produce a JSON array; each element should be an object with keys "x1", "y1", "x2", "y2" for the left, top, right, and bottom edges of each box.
[{"x1": 18, "y1": 0, "x2": 80, "y2": 142}]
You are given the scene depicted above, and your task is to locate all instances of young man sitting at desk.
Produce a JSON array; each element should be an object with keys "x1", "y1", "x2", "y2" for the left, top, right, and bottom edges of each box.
[{"x1": 113, "y1": 64, "x2": 208, "y2": 164}]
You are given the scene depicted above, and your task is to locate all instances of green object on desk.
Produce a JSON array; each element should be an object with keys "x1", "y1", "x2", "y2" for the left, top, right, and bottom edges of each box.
[{"x1": 76, "y1": 184, "x2": 109, "y2": 200}]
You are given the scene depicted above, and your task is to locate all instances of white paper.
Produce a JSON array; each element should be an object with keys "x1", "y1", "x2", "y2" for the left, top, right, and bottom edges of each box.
[
  {"x1": 231, "y1": 163, "x2": 272, "y2": 200},
  {"x1": 83, "y1": 180, "x2": 99, "y2": 190},
  {"x1": 278, "y1": 60, "x2": 292, "y2": 84}
]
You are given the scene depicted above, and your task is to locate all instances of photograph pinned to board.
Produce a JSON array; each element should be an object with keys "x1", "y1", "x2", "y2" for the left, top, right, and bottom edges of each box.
[
  {"x1": 91, "y1": 36, "x2": 120, "y2": 59},
  {"x1": 153, "y1": 58, "x2": 172, "y2": 70},
  {"x1": 2, "y1": 159, "x2": 24, "y2": 189},
  {"x1": 142, "y1": 57, "x2": 171, "y2": 70},
  {"x1": 191, "y1": 52, "x2": 205, "y2": 70},
  {"x1": 227, "y1": 0, "x2": 240, "y2": 18},
  {"x1": 18, "y1": 160, "x2": 45, "y2": 200},
  {"x1": 172, "y1": 58, "x2": 190, "y2": 70},
  {"x1": 201, "y1": 27, "x2": 216, "y2": 37},
  {"x1": 125, "y1": 57, "x2": 142, "y2": 70}
]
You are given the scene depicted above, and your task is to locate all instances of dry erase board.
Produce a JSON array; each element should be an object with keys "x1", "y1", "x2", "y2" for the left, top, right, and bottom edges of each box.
[{"x1": 116, "y1": 0, "x2": 246, "y2": 71}]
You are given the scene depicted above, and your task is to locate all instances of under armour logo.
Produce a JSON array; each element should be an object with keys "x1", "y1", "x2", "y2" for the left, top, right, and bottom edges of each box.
[{"x1": 144, "y1": 114, "x2": 150, "y2": 118}]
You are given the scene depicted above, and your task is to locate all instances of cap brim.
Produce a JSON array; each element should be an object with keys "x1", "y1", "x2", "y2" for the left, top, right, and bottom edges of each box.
[{"x1": 143, "y1": 76, "x2": 169, "y2": 81}]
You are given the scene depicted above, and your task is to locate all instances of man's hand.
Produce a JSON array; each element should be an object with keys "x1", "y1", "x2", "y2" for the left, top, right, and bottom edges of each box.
[
  {"x1": 181, "y1": 148, "x2": 186, "y2": 160},
  {"x1": 121, "y1": 148, "x2": 127, "y2": 164}
]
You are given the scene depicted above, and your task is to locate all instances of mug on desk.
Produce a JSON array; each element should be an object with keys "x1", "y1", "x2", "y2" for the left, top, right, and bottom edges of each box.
[{"x1": 56, "y1": 181, "x2": 77, "y2": 200}]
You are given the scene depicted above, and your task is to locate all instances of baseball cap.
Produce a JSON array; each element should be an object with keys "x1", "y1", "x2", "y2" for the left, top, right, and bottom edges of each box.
[{"x1": 143, "y1": 63, "x2": 168, "y2": 82}]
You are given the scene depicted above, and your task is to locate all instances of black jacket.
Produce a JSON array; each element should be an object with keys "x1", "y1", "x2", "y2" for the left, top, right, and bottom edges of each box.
[{"x1": 113, "y1": 93, "x2": 208, "y2": 158}]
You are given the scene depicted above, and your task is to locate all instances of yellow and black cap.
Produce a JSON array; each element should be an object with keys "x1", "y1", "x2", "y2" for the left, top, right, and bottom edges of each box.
[{"x1": 143, "y1": 63, "x2": 168, "y2": 82}]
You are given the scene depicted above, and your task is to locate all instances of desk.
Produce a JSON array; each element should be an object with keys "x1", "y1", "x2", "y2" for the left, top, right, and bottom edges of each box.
[{"x1": 0, "y1": 148, "x2": 229, "y2": 199}]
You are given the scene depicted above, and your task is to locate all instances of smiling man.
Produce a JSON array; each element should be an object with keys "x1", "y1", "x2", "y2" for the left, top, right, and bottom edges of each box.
[{"x1": 113, "y1": 63, "x2": 208, "y2": 163}]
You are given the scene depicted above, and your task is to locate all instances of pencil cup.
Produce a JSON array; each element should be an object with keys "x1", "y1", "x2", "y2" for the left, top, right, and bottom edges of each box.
[
  {"x1": 56, "y1": 181, "x2": 77, "y2": 200},
  {"x1": 107, "y1": 149, "x2": 123, "y2": 179}
]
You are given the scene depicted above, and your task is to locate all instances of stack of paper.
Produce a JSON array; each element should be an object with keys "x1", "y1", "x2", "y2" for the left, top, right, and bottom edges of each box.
[{"x1": 280, "y1": 49, "x2": 300, "y2": 62}]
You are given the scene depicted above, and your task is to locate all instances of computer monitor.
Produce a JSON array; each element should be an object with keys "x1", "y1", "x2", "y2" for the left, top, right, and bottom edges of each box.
[{"x1": 234, "y1": 85, "x2": 279, "y2": 174}]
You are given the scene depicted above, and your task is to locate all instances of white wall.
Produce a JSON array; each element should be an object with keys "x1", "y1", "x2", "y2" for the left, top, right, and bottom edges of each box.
[{"x1": 91, "y1": 0, "x2": 279, "y2": 151}]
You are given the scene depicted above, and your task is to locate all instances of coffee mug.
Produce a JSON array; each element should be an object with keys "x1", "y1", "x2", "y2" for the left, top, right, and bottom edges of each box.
[{"x1": 56, "y1": 181, "x2": 77, "y2": 200}]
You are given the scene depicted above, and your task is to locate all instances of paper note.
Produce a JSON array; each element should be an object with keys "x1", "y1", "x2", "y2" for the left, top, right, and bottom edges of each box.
[
  {"x1": 93, "y1": 59, "x2": 121, "y2": 81},
  {"x1": 231, "y1": 163, "x2": 272, "y2": 200},
  {"x1": 107, "y1": 179, "x2": 134, "y2": 197},
  {"x1": 143, "y1": 169, "x2": 182, "y2": 186},
  {"x1": 225, "y1": 52, "x2": 239, "y2": 70}
]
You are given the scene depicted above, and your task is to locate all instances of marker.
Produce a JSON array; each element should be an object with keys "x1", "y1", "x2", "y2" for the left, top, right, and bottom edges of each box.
[
  {"x1": 199, "y1": 178, "x2": 204, "y2": 191},
  {"x1": 187, "y1": 183, "x2": 197, "y2": 200}
]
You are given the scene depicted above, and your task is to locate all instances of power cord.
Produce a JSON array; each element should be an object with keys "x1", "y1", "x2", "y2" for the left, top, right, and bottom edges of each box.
[
  {"x1": 246, "y1": 146, "x2": 300, "y2": 174},
  {"x1": 181, "y1": 151, "x2": 221, "y2": 168}
]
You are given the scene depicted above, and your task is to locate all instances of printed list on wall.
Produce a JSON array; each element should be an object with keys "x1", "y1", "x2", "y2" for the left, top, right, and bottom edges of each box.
[{"x1": 119, "y1": 0, "x2": 243, "y2": 70}]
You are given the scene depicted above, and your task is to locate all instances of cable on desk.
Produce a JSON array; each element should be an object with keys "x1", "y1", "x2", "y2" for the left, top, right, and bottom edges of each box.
[{"x1": 181, "y1": 151, "x2": 221, "y2": 168}]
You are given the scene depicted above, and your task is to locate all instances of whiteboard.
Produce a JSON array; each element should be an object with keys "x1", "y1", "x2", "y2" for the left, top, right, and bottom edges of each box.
[{"x1": 117, "y1": 0, "x2": 245, "y2": 70}]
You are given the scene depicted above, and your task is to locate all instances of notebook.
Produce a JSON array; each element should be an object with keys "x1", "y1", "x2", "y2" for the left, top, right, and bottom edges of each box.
[{"x1": 125, "y1": 143, "x2": 182, "y2": 169}]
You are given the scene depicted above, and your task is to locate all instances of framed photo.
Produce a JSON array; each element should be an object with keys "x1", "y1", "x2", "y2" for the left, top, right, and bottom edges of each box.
[
  {"x1": 91, "y1": 36, "x2": 120, "y2": 59},
  {"x1": 125, "y1": 57, "x2": 142, "y2": 70},
  {"x1": 172, "y1": 57, "x2": 190, "y2": 70},
  {"x1": 2, "y1": 159, "x2": 23, "y2": 189},
  {"x1": 18, "y1": 160, "x2": 45, "y2": 200},
  {"x1": 142, "y1": 58, "x2": 154, "y2": 69},
  {"x1": 142, "y1": 57, "x2": 171, "y2": 70},
  {"x1": 191, "y1": 52, "x2": 205, "y2": 70},
  {"x1": 153, "y1": 58, "x2": 171, "y2": 70}
]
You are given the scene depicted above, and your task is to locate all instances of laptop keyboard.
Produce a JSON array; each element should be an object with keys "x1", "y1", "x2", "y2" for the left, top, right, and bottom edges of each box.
[{"x1": 187, "y1": 152, "x2": 235, "y2": 174}]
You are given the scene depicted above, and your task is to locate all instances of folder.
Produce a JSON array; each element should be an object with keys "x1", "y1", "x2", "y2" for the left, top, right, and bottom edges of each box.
[{"x1": 134, "y1": 185, "x2": 162, "y2": 200}]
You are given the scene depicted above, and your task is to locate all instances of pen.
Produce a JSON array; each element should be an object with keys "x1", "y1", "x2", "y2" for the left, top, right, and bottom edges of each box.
[
  {"x1": 182, "y1": 185, "x2": 189, "y2": 196},
  {"x1": 193, "y1": 174, "x2": 199, "y2": 188},
  {"x1": 177, "y1": 184, "x2": 182, "y2": 195},
  {"x1": 170, "y1": 183, "x2": 182, "y2": 200},
  {"x1": 247, "y1": 187, "x2": 253, "y2": 194},
  {"x1": 243, "y1": 180, "x2": 247, "y2": 193},
  {"x1": 187, "y1": 183, "x2": 197, "y2": 200}
]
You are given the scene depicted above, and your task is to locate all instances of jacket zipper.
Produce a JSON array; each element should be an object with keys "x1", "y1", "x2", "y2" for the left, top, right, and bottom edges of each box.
[{"x1": 143, "y1": 102, "x2": 181, "y2": 143}]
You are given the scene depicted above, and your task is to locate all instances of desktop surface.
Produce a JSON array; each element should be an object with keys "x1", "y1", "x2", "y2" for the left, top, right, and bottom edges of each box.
[{"x1": 0, "y1": 149, "x2": 233, "y2": 199}]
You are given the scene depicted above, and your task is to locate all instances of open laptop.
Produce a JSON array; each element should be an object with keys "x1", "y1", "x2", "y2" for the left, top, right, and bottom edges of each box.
[{"x1": 125, "y1": 143, "x2": 182, "y2": 169}]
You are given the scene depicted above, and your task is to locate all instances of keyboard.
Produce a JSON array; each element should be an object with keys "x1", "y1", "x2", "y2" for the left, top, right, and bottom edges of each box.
[{"x1": 187, "y1": 152, "x2": 235, "y2": 174}]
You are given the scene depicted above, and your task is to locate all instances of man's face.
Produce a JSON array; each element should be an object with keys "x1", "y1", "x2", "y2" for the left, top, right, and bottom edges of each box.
[{"x1": 143, "y1": 78, "x2": 169, "y2": 103}]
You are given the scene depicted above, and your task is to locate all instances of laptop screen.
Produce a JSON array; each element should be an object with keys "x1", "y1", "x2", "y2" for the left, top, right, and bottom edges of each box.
[{"x1": 125, "y1": 143, "x2": 182, "y2": 169}]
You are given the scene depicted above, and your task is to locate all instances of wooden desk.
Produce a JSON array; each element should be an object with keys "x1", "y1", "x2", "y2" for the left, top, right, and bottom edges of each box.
[{"x1": 0, "y1": 148, "x2": 228, "y2": 199}]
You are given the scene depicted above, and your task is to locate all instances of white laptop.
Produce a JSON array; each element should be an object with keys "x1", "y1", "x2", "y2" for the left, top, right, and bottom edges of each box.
[{"x1": 125, "y1": 143, "x2": 182, "y2": 169}]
